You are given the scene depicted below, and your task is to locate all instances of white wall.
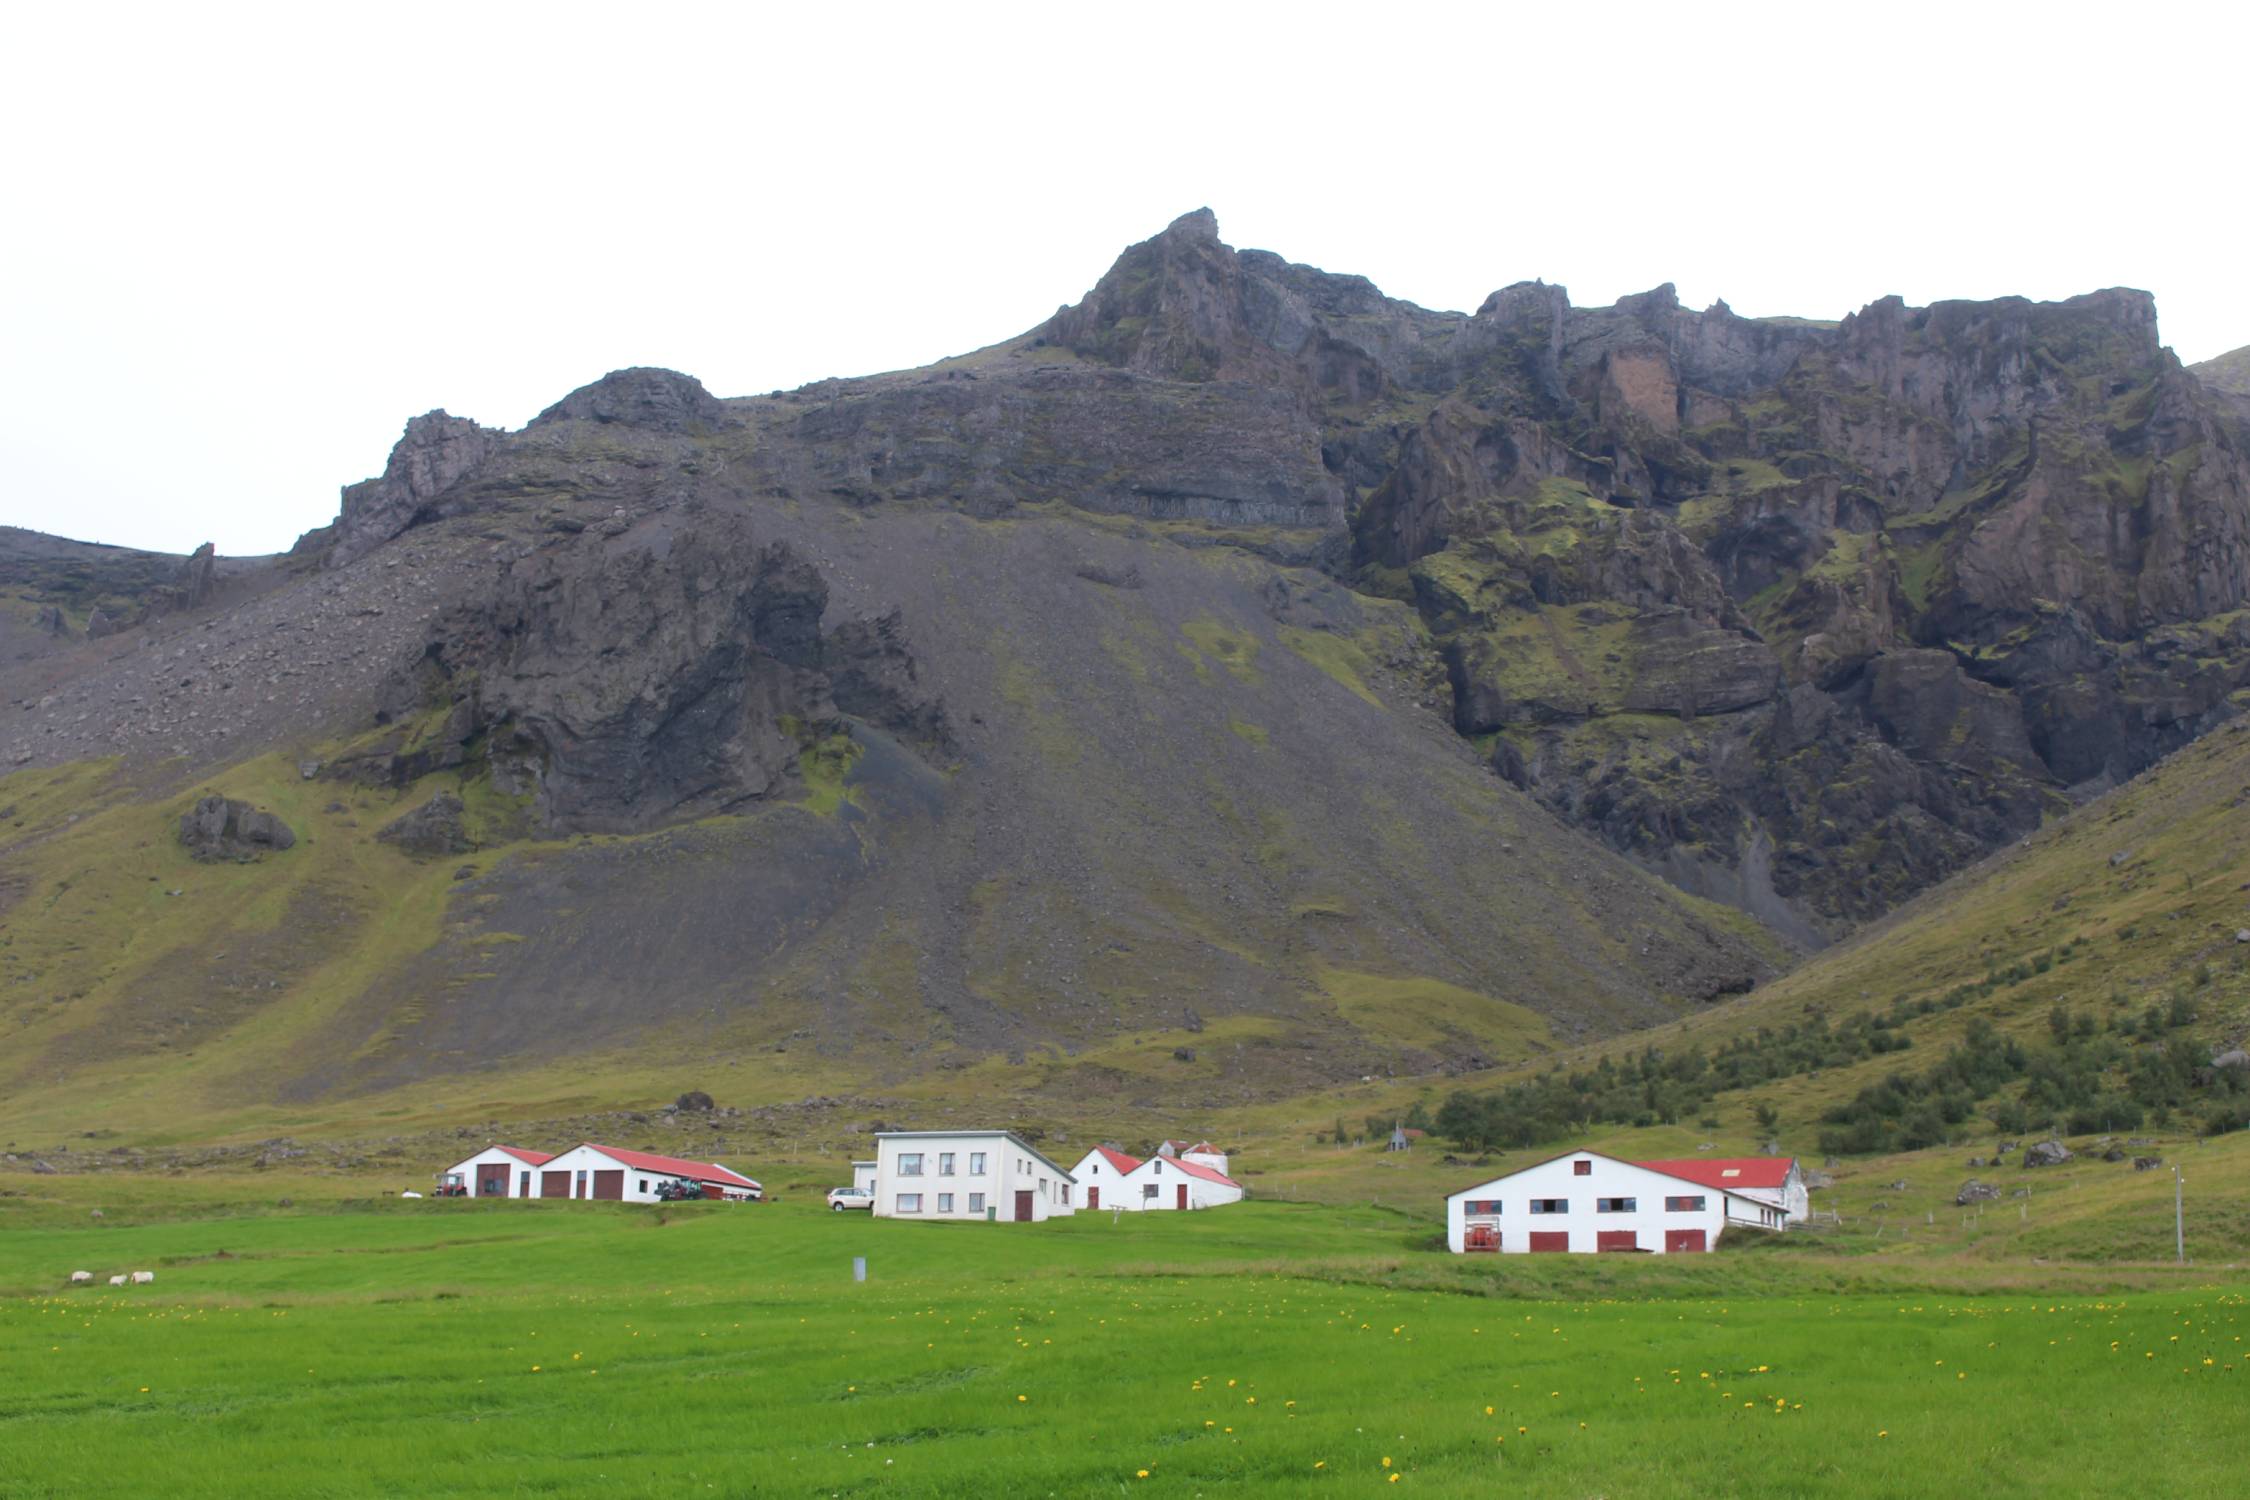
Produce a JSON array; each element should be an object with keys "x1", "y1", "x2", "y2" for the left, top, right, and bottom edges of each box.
[
  {"x1": 1444, "y1": 1154, "x2": 1783, "y2": 1254},
  {"x1": 532, "y1": 1145, "x2": 756, "y2": 1202},
  {"x1": 852, "y1": 1161, "x2": 878, "y2": 1193},
  {"x1": 442, "y1": 1149, "x2": 541, "y2": 1199},
  {"x1": 873, "y1": 1134, "x2": 1077, "y2": 1222},
  {"x1": 1110, "y1": 1155, "x2": 1242, "y2": 1211}
]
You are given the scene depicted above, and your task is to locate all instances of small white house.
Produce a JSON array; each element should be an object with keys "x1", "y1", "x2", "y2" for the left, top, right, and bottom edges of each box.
[
  {"x1": 533, "y1": 1143, "x2": 762, "y2": 1202},
  {"x1": 1444, "y1": 1149, "x2": 1788, "y2": 1255},
  {"x1": 1120, "y1": 1151, "x2": 1242, "y2": 1211},
  {"x1": 851, "y1": 1159, "x2": 878, "y2": 1193},
  {"x1": 870, "y1": 1130, "x2": 1077, "y2": 1222},
  {"x1": 1635, "y1": 1157, "x2": 1810, "y2": 1223},
  {"x1": 438, "y1": 1145, "x2": 553, "y2": 1198},
  {"x1": 1069, "y1": 1146, "x2": 1145, "y2": 1210}
]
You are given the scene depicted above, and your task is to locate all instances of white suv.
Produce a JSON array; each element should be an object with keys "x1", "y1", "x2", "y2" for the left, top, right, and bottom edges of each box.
[{"x1": 827, "y1": 1187, "x2": 874, "y2": 1211}]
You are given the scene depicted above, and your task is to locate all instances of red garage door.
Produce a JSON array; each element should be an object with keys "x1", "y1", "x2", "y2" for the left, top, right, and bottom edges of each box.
[
  {"x1": 1597, "y1": 1230, "x2": 1638, "y2": 1253},
  {"x1": 541, "y1": 1170, "x2": 568, "y2": 1199},
  {"x1": 592, "y1": 1170, "x2": 624, "y2": 1201},
  {"x1": 1528, "y1": 1231, "x2": 1569, "y2": 1253},
  {"x1": 701, "y1": 1184, "x2": 723, "y2": 1201},
  {"x1": 1665, "y1": 1229, "x2": 1707, "y2": 1253},
  {"x1": 476, "y1": 1165, "x2": 509, "y2": 1197}
]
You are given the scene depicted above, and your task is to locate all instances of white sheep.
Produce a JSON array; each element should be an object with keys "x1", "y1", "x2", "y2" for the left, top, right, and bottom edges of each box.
[
  {"x1": 108, "y1": 1274, "x2": 128, "y2": 1287},
  {"x1": 130, "y1": 1271, "x2": 155, "y2": 1284},
  {"x1": 69, "y1": 1271, "x2": 92, "y2": 1284}
]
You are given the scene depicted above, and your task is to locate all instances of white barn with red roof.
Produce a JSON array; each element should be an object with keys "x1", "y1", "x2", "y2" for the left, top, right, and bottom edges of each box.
[
  {"x1": 439, "y1": 1145, "x2": 553, "y2": 1198},
  {"x1": 533, "y1": 1143, "x2": 762, "y2": 1202},
  {"x1": 1443, "y1": 1149, "x2": 1790, "y2": 1254},
  {"x1": 1074, "y1": 1145, "x2": 1243, "y2": 1211},
  {"x1": 1635, "y1": 1157, "x2": 1808, "y2": 1223}
]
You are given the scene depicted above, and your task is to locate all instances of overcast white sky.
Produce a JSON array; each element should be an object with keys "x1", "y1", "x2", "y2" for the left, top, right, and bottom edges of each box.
[{"x1": 2, "y1": 2, "x2": 2240, "y2": 556}]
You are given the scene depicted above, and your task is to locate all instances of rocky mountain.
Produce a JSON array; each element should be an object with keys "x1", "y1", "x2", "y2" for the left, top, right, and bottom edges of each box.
[{"x1": 2, "y1": 211, "x2": 2245, "y2": 1140}]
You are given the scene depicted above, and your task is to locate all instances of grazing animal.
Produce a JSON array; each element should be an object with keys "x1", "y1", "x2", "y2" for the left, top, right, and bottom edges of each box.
[
  {"x1": 108, "y1": 1274, "x2": 128, "y2": 1287},
  {"x1": 69, "y1": 1271, "x2": 92, "y2": 1284},
  {"x1": 130, "y1": 1271, "x2": 155, "y2": 1284}
]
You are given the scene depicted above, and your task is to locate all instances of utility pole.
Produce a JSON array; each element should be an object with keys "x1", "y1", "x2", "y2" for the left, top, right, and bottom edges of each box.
[{"x1": 2174, "y1": 1166, "x2": 2185, "y2": 1265}]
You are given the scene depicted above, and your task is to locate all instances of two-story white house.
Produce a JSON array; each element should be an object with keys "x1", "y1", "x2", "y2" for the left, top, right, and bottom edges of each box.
[
  {"x1": 871, "y1": 1130, "x2": 1077, "y2": 1222},
  {"x1": 1443, "y1": 1148, "x2": 1789, "y2": 1254}
]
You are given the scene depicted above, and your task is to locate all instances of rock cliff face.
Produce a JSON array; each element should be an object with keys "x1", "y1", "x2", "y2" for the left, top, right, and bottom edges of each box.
[{"x1": 7, "y1": 209, "x2": 2248, "y2": 1043}]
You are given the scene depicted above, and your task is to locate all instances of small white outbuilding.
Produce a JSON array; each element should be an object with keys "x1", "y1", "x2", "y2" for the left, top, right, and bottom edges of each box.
[
  {"x1": 437, "y1": 1145, "x2": 554, "y2": 1198},
  {"x1": 1444, "y1": 1148, "x2": 1789, "y2": 1255}
]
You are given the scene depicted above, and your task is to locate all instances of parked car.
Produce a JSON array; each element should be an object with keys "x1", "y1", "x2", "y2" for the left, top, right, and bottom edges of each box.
[{"x1": 827, "y1": 1187, "x2": 874, "y2": 1211}]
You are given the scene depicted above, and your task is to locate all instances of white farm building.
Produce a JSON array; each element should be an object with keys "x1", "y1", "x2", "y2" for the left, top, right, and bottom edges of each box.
[
  {"x1": 869, "y1": 1130, "x2": 1077, "y2": 1222},
  {"x1": 533, "y1": 1143, "x2": 762, "y2": 1202},
  {"x1": 1070, "y1": 1146, "x2": 1243, "y2": 1211},
  {"x1": 1444, "y1": 1149, "x2": 1794, "y2": 1254},
  {"x1": 439, "y1": 1145, "x2": 554, "y2": 1198}
]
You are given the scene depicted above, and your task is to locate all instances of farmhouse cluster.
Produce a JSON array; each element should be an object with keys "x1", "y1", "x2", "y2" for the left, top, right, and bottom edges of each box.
[
  {"x1": 1443, "y1": 1149, "x2": 1807, "y2": 1254},
  {"x1": 438, "y1": 1142, "x2": 762, "y2": 1202},
  {"x1": 845, "y1": 1132, "x2": 1244, "y2": 1221}
]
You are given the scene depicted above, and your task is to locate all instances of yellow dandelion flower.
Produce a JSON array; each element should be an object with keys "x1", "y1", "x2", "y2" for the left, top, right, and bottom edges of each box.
[
  {"x1": 1136, "y1": 1470, "x2": 1149, "y2": 1480},
  {"x1": 1382, "y1": 1456, "x2": 1392, "y2": 1468},
  {"x1": 1017, "y1": 1394, "x2": 1028, "y2": 1402}
]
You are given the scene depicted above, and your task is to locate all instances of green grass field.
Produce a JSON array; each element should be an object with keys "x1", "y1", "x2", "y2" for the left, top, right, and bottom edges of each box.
[{"x1": 2, "y1": 1193, "x2": 2242, "y2": 1497}]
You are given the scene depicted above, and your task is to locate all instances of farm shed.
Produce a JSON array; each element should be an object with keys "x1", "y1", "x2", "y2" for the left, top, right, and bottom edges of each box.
[
  {"x1": 1155, "y1": 1139, "x2": 1230, "y2": 1176},
  {"x1": 1444, "y1": 1149, "x2": 1788, "y2": 1254},
  {"x1": 851, "y1": 1159, "x2": 878, "y2": 1193},
  {"x1": 869, "y1": 1130, "x2": 1077, "y2": 1222},
  {"x1": 1117, "y1": 1150, "x2": 1242, "y2": 1211},
  {"x1": 535, "y1": 1143, "x2": 762, "y2": 1202},
  {"x1": 1068, "y1": 1146, "x2": 1144, "y2": 1210},
  {"x1": 438, "y1": 1145, "x2": 553, "y2": 1198}
]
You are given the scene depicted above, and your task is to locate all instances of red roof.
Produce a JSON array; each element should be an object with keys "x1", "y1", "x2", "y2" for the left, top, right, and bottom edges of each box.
[
  {"x1": 1166, "y1": 1156, "x2": 1241, "y2": 1190},
  {"x1": 576, "y1": 1143, "x2": 760, "y2": 1190},
  {"x1": 1088, "y1": 1146, "x2": 1144, "y2": 1174},
  {"x1": 496, "y1": 1145, "x2": 554, "y2": 1167},
  {"x1": 1633, "y1": 1158, "x2": 1795, "y2": 1191}
]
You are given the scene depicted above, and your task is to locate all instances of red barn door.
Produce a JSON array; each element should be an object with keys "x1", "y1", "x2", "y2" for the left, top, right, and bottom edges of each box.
[
  {"x1": 1664, "y1": 1229, "x2": 1707, "y2": 1253},
  {"x1": 1596, "y1": 1230, "x2": 1638, "y2": 1252},
  {"x1": 1014, "y1": 1191, "x2": 1034, "y2": 1222},
  {"x1": 1528, "y1": 1231, "x2": 1569, "y2": 1253},
  {"x1": 477, "y1": 1164, "x2": 509, "y2": 1197},
  {"x1": 1177, "y1": 1184, "x2": 1188, "y2": 1210},
  {"x1": 541, "y1": 1170, "x2": 568, "y2": 1198},
  {"x1": 701, "y1": 1184, "x2": 723, "y2": 1200},
  {"x1": 593, "y1": 1170, "x2": 624, "y2": 1201},
  {"x1": 1088, "y1": 1187, "x2": 1099, "y2": 1209}
]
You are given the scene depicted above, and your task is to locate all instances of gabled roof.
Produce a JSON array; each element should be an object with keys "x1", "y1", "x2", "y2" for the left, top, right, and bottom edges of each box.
[
  {"x1": 1633, "y1": 1157, "x2": 1796, "y2": 1191},
  {"x1": 1443, "y1": 1147, "x2": 1771, "y2": 1207},
  {"x1": 1170, "y1": 1157, "x2": 1240, "y2": 1189},
  {"x1": 571, "y1": 1143, "x2": 760, "y2": 1190},
  {"x1": 495, "y1": 1145, "x2": 554, "y2": 1167},
  {"x1": 1085, "y1": 1146, "x2": 1143, "y2": 1174},
  {"x1": 1135, "y1": 1153, "x2": 1240, "y2": 1189}
]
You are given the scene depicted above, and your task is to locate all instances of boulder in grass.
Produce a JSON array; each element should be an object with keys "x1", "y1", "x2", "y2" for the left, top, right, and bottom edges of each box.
[
  {"x1": 2022, "y1": 1139, "x2": 2073, "y2": 1168},
  {"x1": 1955, "y1": 1180, "x2": 2001, "y2": 1205}
]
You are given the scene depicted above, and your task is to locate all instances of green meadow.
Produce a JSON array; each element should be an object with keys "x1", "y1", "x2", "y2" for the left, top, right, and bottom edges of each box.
[{"x1": 2, "y1": 1194, "x2": 2242, "y2": 1498}]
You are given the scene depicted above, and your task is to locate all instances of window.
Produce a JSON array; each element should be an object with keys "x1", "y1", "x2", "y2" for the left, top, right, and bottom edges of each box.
[
  {"x1": 1060, "y1": 1184, "x2": 1070, "y2": 1205},
  {"x1": 1529, "y1": 1198, "x2": 1568, "y2": 1215},
  {"x1": 898, "y1": 1153, "x2": 924, "y2": 1176},
  {"x1": 575, "y1": 1169, "x2": 588, "y2": 1196},
  {"x1": 1143, "y1": 1183, "x2": 1160, "y2": 1200},
  {"x1": 1464, "y1": 1199, "x2": 1501, "y2": 1215},
  {"x1": 969, "y1": 1153, "x2": 987, "y2": 1175},
  {"x1": 937, "y1": 1193, "x2": 954, "y2": 1212},
  {"x1": 1572, "y1": 1160, "x2": 1592, "y2": 1176},
  {"x1": 1665, "y1": 1195, "x2": 1707, "y2": 1213},
  {"x1": 968, "y1": 1193, "x2": 985, "y2": 1213},
  {"x1": 639, "y1": 1179, "x2": 649, "y2": 1194},
  {"x1": 939, "y1": 1153, "x2": 956, "y2": 1176},
  {"x1": 1597, "y1": 1197, "x2": 1637, "y2": 1213},
  {"x1": 896, "y1": 1193, "x2": 922, "y2": 1214},
  {"x1": 520, "y1": 1171, "x2": 530, "y2": 1195}
]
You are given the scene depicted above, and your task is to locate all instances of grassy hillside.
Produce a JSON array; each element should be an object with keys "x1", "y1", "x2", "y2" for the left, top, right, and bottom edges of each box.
[
  {"x1": 0, "y1": 1191, "x2": 2240, "y2": 1497},
  {"x1": 2192, "y1": 344, "x2": 2250, "y2": 397}
]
